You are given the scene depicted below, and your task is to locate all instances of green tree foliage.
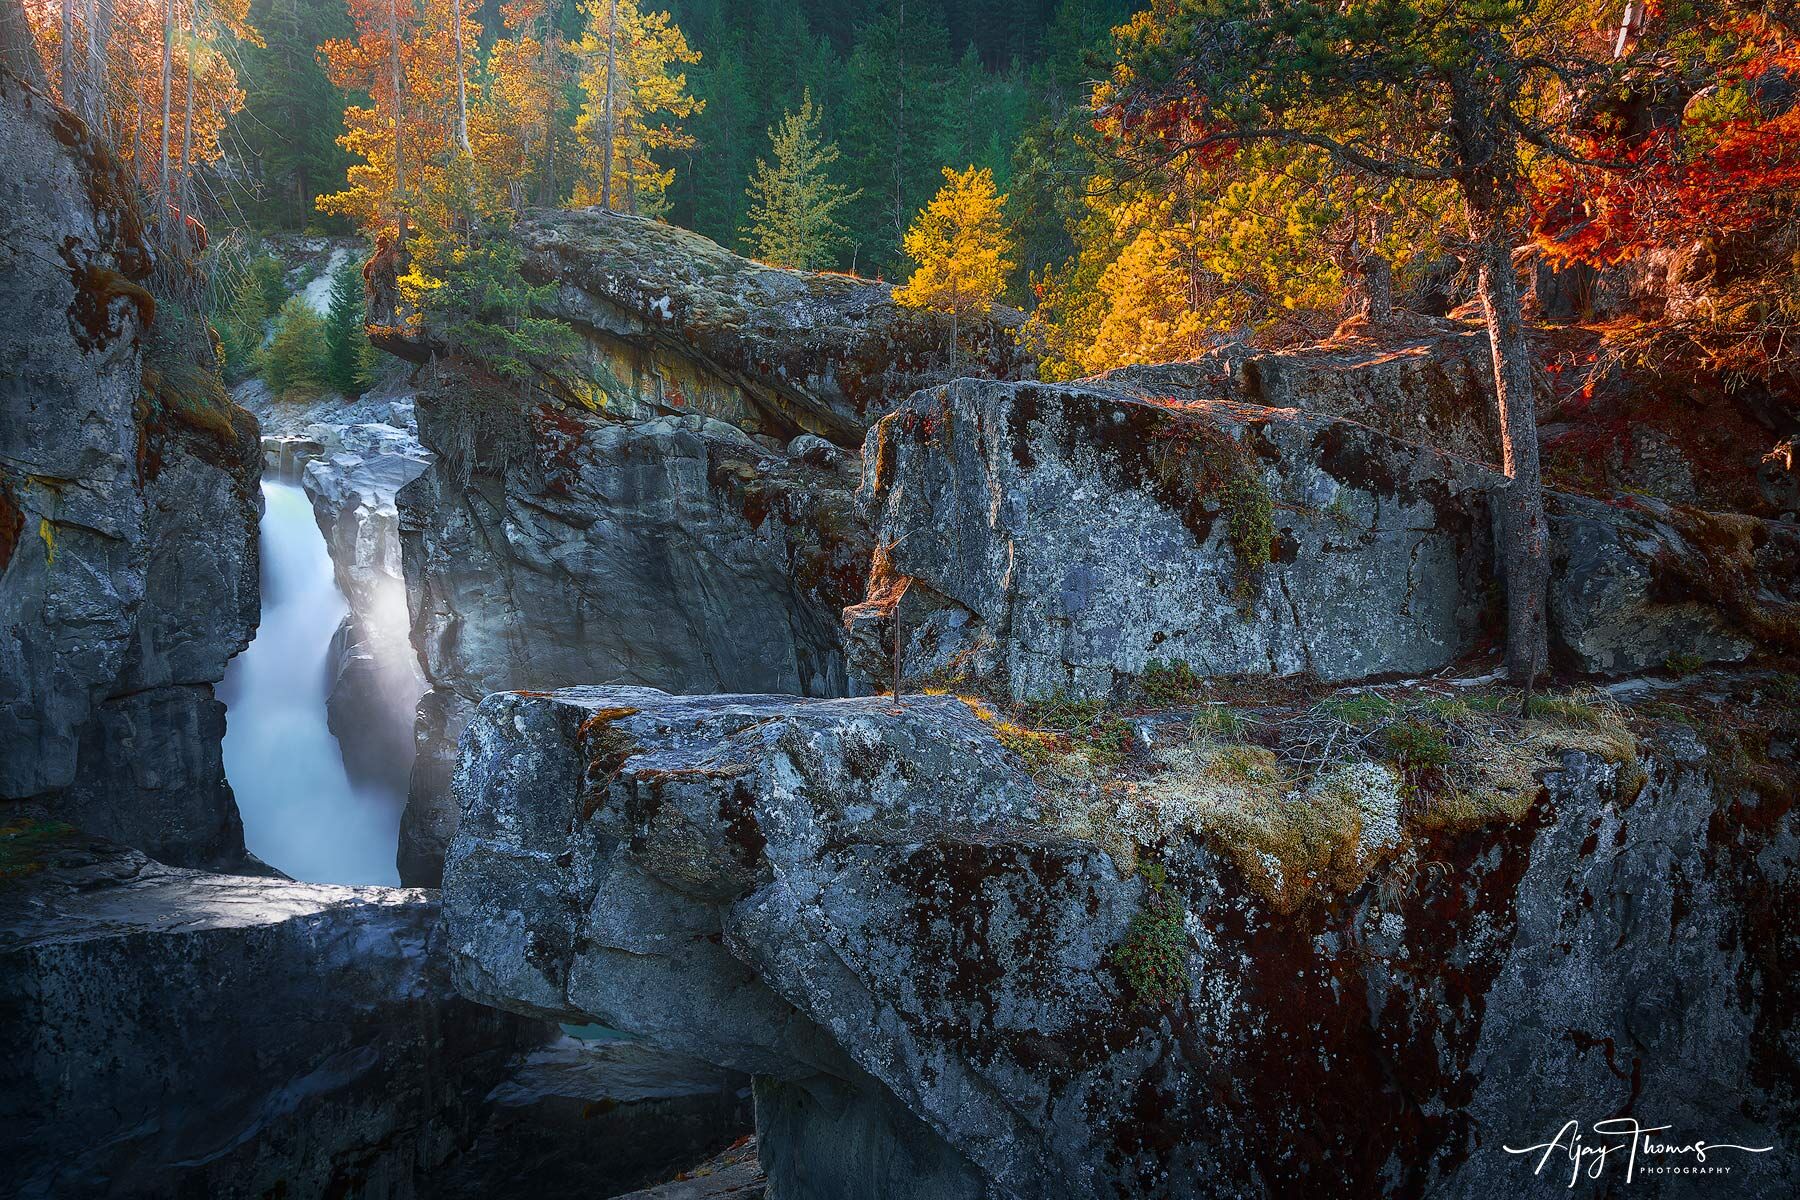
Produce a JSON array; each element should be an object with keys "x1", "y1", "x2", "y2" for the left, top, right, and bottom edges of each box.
[
  {"x1": 743, "y1": 90, "x2": 860, "y2": 270},
  {"x1": 213, "y1": 252, "x2": 288, "y2": 382},
  {"x1": 261, "y1": 296, "x2": 330, "y2": 398},
  {"x1": 323, "y1": 257, "x2": 372, "y2": 396},
  {"x1": 232, "y1": 0, "x2": 356, "y2": 230},
  {"x1": 841, "y1": 1, "x2": 955, "y2": 276},
  {"x1": 418, "y1": 213, "x2": 581, "y2": 384}
]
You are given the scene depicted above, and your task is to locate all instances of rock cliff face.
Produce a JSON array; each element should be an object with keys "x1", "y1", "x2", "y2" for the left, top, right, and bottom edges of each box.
[
  {"x1": 850, "y1": 378, "x2": 1498, "y2": 700},
  {"x1": 493, "y1": 207, "x2": 1031, "y2": 447},
  {"x1": 0, "y1": 829, "x2": 750, "y2": 1199},
  {"x1": 850, "y1": 377, "x2": 1799, "y2": 698},
  {"x1": 397, "y1": 407, "x2": 867, "y2": 884},
  {"x1": 389, "y1": 213, "x2": 1007, "y2": 884},
  {"x1": 442, "y1": 685, "x2": 1798, "y2": 1200},
  {"x1": 0, "y1": 68, "x2": 259, "y2": 869}
]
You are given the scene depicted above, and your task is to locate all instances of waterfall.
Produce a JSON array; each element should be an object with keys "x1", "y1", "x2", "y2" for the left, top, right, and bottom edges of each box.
[{"x1": 221, "y1": 481, "x2": 403, "y2": 886}]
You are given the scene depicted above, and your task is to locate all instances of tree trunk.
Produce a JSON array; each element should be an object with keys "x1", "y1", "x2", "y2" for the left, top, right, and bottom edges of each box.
[
  {"x1": 158, "y1": 0, "x2": 172, "y2": 220},
  {"x1": 385, "y1": 0, "x2": 407, "y2": 245},
  {"x1": 2, "y1": 0, "x2": 49, "y2": 89},
  {"x1": 601, "y1": 0, "x2": 617, "y2": 209},
  {"x1": 178, "y1": 41, "x2": 194, "y2": 221},
  {"x1": 451, "y1": 0, "x2": 470, "y2": 155},
  {"x1": 1360, "y1": 253, "x2": 1392, "y2": 323},
  {"x1": 1468, "y1": 199, "x2": 1549, "y2": 688},
  {"x1": 949, "y1": 307, "x2": 958, "y2": 376},
  {"x1": 539, "y1": 25, "x2": 558, "y2": 205},
  {"x1": 88, "y1": 0, "x2": 111, "y2": 133},
  {"x1": 59, "y1": 0, "x2": 76, "y2": 110}
]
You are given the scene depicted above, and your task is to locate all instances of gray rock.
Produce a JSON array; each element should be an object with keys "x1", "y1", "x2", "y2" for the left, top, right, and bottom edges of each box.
[
  {"x1": 0, "y1": 68, "x2": 259, "y2": 869},
  {"x1": 1547, "y1": 492, "x2": 1800, "y2": 674},
  {"x1": 850, "y1": 378, "x2": 1498, "y2": 700},
  {"x1": 853, "y1": 378, "x2": 1800, "y2": 698},
  {"x1": 0, "y1": 828, "x2": 750, "y2": 1199},
  {"x1": 397, "y1": 207, "x2": 1033, "y2": 447},
  {"x1": 394, "y1": 409, "x2": 869, "y2": 884},
  {"x1": 442, "y1": 686, "x2": 1799, "y2": 1200}
]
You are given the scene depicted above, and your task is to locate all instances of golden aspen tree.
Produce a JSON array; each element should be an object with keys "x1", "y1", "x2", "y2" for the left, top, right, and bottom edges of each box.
[{"x1": 894, "y1": 165, "x2": 1014, "y2": 374}]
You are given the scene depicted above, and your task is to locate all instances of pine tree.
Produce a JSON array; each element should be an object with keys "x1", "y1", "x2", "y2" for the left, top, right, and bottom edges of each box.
[
  {"x1": 841, "y1": 0, "x2": 955, "y2": 276},
  {"x1": 743, "y1": 90, "x2": 860, "y2": 271},
  {"x1": 323, "y1": 257, "x2": 371, "y2": 396},
  {"x1": 893, "y1": 165, "x2": 1013, "y2": 372},
  {"x1": 261, "y1": 296, "x2": 330, "y2": 398},
  {"x1": 680, "y1": 41, "x2": 757, "y2": 242}
]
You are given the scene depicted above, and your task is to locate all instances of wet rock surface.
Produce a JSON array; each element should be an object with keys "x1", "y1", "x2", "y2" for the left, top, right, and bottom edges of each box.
[
  {"x1": 441, "y1": 685, "x2": 1798, "y2": 1200},
  {"x1": 0, "y1": 67, "x2": 259, "y2": 869},
  {"x1": 303, "y1": 418, "x2": 432, "y2": 796},
  {"x1": 0, "y1": 830, "x2": 750, "y2": 1199}
]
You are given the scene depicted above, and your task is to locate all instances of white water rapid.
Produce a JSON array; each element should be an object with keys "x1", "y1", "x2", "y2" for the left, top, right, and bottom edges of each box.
[{"x1": 221, "y1": 481, "x2": 403, "y2": 885}]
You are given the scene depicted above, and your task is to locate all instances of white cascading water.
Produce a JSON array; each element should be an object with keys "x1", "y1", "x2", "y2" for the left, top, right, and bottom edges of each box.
[{"x1": 220, "y1": 481, "x2": 403, "y2": 885}]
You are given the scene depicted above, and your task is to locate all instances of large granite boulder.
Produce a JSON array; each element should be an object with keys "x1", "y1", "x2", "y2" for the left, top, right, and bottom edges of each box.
[
  {"x1": 849, "y1": 378, "x2": 1500, "y2": 700},
  {"x1": 850, "y1": 377, "x2": 1800, "y2": 698},
  {"x1": 473, "y1": 207, "x2": 1032, "y2": 447},
  {"x1": 442, "y1": 685, "x2": 1798, "y2": 1200},
  {"x1": 395, "y1": 408, "x2": 869, "y2": 885},
  {"x1": 0, "y1": 827, "x2": 750, "y2": 1198},
  {"x1": 0, "y1": 65, "x2": 260, "y2": 869}
]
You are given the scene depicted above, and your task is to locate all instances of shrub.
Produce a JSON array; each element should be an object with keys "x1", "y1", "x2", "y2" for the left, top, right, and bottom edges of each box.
[
  {"x1": 1138, "y1": 659, "x2": 1205, "y2": 708},
  {"x1": 1379, "y1": 719, "x2": 1454, "y2": 772},
  {"x1": 261, "y1": 296, "x2": 329, "y2": 399},
  {"x1": 1664, "y1": 651, "x2": 1706, "y2": 677},
  {"x1": 1112, "y1": 862, "x2": 1189, "y2": 1007}
]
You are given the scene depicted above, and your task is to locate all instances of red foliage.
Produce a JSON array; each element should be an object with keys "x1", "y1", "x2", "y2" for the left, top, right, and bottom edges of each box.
[{"x1": 1531, "y1": 22, "x2": 1800, "y2": 268}]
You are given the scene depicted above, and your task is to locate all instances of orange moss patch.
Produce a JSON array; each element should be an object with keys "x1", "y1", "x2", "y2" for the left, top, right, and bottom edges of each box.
[{"x1": 578, "y1": 706, "x2": 643, "y2": 820}]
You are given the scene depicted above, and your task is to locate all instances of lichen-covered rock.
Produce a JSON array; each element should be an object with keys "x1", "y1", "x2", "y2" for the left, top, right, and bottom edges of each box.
[
  {"x1": 0, "y1": 828, "x2": 750, "y2": 1199},
  {"x1": 853, "y1": 377, "x2": 1800, "y2": 698},
  {"x1": 441, "y1": 686, "x2": 1798, "y2": 1200},
  {"x1": 394, "y1": 409, "x2": 870, "y2": 885},
  {"x1": 1547, "y1": 493, "x2": 1800, "y2": 674},
  {"x1": 0, "y1": 68, "x2": 259, "y2": 868},
  {"x1": 850, "y1": 378, "x2": 1499, "y2": 700},
  {"x1": 1105, "y1": 321, "x2": 1507, "y2": 468},
  {"x1": 493, "y1": 208, "x2": 1032, "y2": 446}
]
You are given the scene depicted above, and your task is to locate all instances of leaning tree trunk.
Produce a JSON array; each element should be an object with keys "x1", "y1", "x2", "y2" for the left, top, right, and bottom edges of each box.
[
  {"x1": 158, "y1": 0, "x2": 172, "y2": 226},
  {"x1": 1468, "y1": 198, "x2": 1549, "y2": 688}
]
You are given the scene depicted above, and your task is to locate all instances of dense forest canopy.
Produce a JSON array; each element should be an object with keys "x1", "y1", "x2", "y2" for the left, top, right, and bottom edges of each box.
[{"x1": 18, "y1": 0, "x2": 1792, "y2": 370}]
